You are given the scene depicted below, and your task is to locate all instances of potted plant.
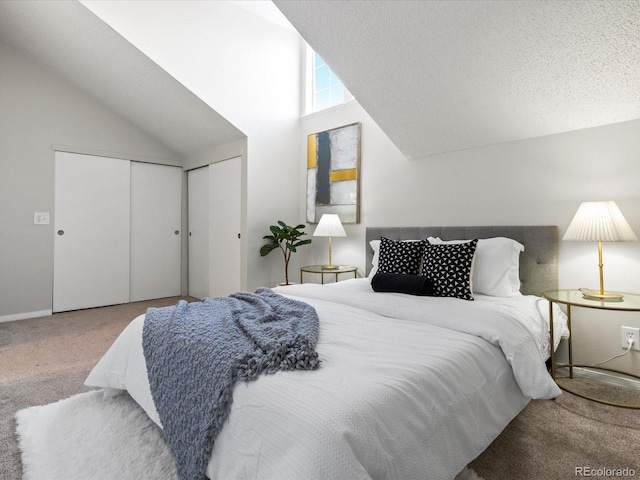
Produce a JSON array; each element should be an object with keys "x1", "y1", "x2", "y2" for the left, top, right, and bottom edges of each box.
[{"x1": 260, "y1": 221, "x2": 312, "y2": 285}]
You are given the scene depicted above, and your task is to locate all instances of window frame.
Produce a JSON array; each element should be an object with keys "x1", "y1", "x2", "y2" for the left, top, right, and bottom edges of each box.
[{"x1": 304, "y1": 44, "x2": 352, "y2": 115}]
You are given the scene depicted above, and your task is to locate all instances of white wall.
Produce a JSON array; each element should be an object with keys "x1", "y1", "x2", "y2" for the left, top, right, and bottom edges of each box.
[
  {"x1": 0, "y1": 39, "x2": 182, "y2": 320},
  {"x1": 301, "y1": 101, "x2": 640, "y2": 373},
  {"x1": 83, "y1": 1, "x2": 304, "y2": 289}
]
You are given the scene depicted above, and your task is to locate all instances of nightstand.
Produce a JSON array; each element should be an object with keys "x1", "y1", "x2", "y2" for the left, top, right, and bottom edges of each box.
[
  {"x1": 300, "y1": 265, "x2": 357, "y2": 284},
  {"x1": 543, "y1": 288, "x2": 640, "y2": 409}
]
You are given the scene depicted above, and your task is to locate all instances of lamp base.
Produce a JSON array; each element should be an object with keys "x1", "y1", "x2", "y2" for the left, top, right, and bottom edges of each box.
[
  {"x1": 580, "y1": 289, "x2": 624, "y2": 302},
  {"x1": 323, "y1": 264, "x2": 340, "y2": 270}
]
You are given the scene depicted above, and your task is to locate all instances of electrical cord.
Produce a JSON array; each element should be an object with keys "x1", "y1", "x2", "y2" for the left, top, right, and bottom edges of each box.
[{"x1": 591, "y1": 338, "x2": 634, "y2": 367}]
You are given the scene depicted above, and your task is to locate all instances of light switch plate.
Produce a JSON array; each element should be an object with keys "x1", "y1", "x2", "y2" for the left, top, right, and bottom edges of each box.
[{"x1": 34, "y1": 212, "x2": 50, "y2": 225}]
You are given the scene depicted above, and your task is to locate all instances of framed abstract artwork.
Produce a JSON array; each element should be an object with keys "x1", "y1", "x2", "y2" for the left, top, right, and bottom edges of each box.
[{"x1": 306, "y1": 122, "x2": 361, "y2": 224}]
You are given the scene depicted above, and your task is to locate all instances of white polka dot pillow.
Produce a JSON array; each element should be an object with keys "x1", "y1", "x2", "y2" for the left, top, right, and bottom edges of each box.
[
  {"x1": 422, "y1": 239, "x2": 478, "y2": 300},
  {"x1": 377, "y1": 237, "x2": 425, "y2": 275}
]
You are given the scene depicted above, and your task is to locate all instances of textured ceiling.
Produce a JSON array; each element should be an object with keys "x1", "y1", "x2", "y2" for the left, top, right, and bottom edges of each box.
[
  {"x1": 275, "y1": 0, "x2": 640, "y2": 159},
  {"x1": 2, "y1": 1, "x2": 637, "y2": 162},
  {"x1": 0, "y1": 0, "x2": 245, "y2": 160}
]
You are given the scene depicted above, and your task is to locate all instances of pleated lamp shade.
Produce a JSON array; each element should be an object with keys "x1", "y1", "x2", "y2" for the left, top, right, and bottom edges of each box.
[
  {"x1": 563, "y1": 201, "x2": 637, "y2": 242},
  {"x1": 563, "y1": 201, "x2": 636, "y2": 300}
]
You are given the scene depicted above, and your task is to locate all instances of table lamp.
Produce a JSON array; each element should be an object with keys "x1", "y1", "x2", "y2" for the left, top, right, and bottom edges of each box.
[
  {"x1": 313, "y1": 214, "x2": 346, "y2": 269},
  {"x1": 563, "y1": 200, "x2": 637, "y2": 300}
]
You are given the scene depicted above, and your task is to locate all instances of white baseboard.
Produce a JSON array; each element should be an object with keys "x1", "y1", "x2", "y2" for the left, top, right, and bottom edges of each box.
[
  {"x1": 558, "y1": 366, "x2": 640, "y2": 391},
  {"x1": 0, "y1": 309, "x2": 52, "y2": 323}
]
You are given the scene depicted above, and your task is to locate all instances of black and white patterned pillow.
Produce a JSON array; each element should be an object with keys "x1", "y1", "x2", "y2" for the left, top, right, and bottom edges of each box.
[
  {"x1": 422, "y1": 239, "x2": 478, "y2": 300},
  {"x1": 377, "y1": 237, "x2": 425, "y2": 275}
]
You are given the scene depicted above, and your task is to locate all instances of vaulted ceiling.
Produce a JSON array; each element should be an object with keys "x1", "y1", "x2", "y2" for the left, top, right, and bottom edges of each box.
[
  {"x1": 275, "y1": 0, "x2": 640, "y2": 159},
  {"x1": 1, "y1": 1, "x2": 638, "y2": 161},
  {"x1": 0, "y1": 0, "x2": 245, "y2": 160}
]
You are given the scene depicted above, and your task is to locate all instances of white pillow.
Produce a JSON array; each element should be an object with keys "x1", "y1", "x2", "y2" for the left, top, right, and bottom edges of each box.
[
  {"x1": 427, "y1": 236, "x2": 524, "y2": 297},
  {"x1": 369, "y1": 240, "x2": 381, "y2": 277}
]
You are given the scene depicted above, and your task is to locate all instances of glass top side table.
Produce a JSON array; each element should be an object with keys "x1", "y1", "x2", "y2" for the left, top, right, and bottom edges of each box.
[
  {"x1": 300, "y1": 265, "x2": 357, "y2": 284},
  {"x1": 542, "y1": 288, "x2": 640, "y2": 409}
]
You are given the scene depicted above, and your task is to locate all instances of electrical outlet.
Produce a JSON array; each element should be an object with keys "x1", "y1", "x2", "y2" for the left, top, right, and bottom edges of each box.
[{"x1": 621, "y1": 326, "x2": 640, "y2": 351}]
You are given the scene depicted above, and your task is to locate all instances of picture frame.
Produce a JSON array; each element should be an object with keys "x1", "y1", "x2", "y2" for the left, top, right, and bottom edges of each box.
[{"x1": 306, "y1": 122, "x2": 361, "y2": 224}]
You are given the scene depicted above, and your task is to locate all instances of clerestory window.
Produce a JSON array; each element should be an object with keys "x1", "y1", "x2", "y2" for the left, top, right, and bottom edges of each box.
[{"x1": 306, "y1": 46, "x2": 351, "y2": 114}]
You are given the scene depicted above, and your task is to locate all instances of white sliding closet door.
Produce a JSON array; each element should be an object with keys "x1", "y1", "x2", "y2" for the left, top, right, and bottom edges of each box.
[
  {"x1": 209, "y1": 157, "x2": 242, "y2": 298},
  {"x1": 188, "y1": 166, "x2": 209, "y2": 299},
  {"x1": 130, "y1": 162, "x2": 182, "y2": 302},
  {"x1": 54, "y1": 152, "x2": 130, "y2": 312}
]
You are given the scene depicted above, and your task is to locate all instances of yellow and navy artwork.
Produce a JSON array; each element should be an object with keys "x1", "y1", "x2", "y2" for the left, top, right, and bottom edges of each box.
[{"x1": 307, "y1": 122, "x2": 361, "y2": 224}]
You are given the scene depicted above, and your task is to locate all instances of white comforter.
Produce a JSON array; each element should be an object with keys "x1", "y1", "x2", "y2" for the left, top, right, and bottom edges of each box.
[{"x1": 85, "y1": 279, "x2": 568, "y2": 480}]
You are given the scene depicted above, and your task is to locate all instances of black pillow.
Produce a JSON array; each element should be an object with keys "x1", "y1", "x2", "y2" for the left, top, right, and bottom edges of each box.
[
  {"x1": 422, "y1": 239, "x2": 478, "y2": 300},
  {"x1": 377, "y1": 237, "x2": 425, "y2": 275},
  {"x1": 371, "y1": 273, "x2": 434, "y2": 296}
]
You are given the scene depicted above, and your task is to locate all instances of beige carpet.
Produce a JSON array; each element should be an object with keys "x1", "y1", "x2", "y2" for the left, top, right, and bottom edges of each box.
[
  {"x1": 1, "y1": 297, "x2": 193, "y2": 480},
  {"x1": 2, "y1": 298, "x2": 640, "y2": 480},
  {"x1": 470, "y1": 379, "x2": 640, "y2": 479}
]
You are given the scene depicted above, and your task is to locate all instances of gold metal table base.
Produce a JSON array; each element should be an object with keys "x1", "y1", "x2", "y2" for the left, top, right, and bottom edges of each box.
[
  {"x1": 554, "y1": 363, "x2": 640, "y2": 409},
  {"x1": 543, "y1": 289, "x2": 640, "y2": 410}
]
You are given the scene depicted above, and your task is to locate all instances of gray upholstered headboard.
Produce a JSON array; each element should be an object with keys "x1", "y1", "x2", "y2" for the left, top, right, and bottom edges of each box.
[{"x1": 365, "y1": 226, "x2": 558, "y2": 296}]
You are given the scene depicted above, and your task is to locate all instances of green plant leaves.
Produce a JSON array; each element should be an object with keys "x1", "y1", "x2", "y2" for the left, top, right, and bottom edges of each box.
[
  {"x1": 259, "y1": 221, "x2": 311, "y2": 256},
  {"x1": 259, "y1": 221, "x2": 312, "y2": 284},
  {"x1": 259, "y1": 243, "x2": 279, "y2": 257}
]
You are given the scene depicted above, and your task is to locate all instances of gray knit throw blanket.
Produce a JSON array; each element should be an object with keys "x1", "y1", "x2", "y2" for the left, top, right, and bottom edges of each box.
[{"x1": 142, "y1": 288, "x2": 320, "y2": 480}]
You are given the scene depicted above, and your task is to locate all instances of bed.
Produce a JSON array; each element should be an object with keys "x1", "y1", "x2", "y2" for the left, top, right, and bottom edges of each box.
[{"x1": 85, "y1": 225, "x2": 568, "y2": 480}]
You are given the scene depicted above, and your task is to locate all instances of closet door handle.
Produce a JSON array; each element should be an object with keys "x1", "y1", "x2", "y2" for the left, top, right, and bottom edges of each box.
[
  {"x1": 57, "y1": 230, "x2": 65, "y2": 236},
  {"x1": 174, "y1": 230, "x2": 180, "y2": 235}
]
